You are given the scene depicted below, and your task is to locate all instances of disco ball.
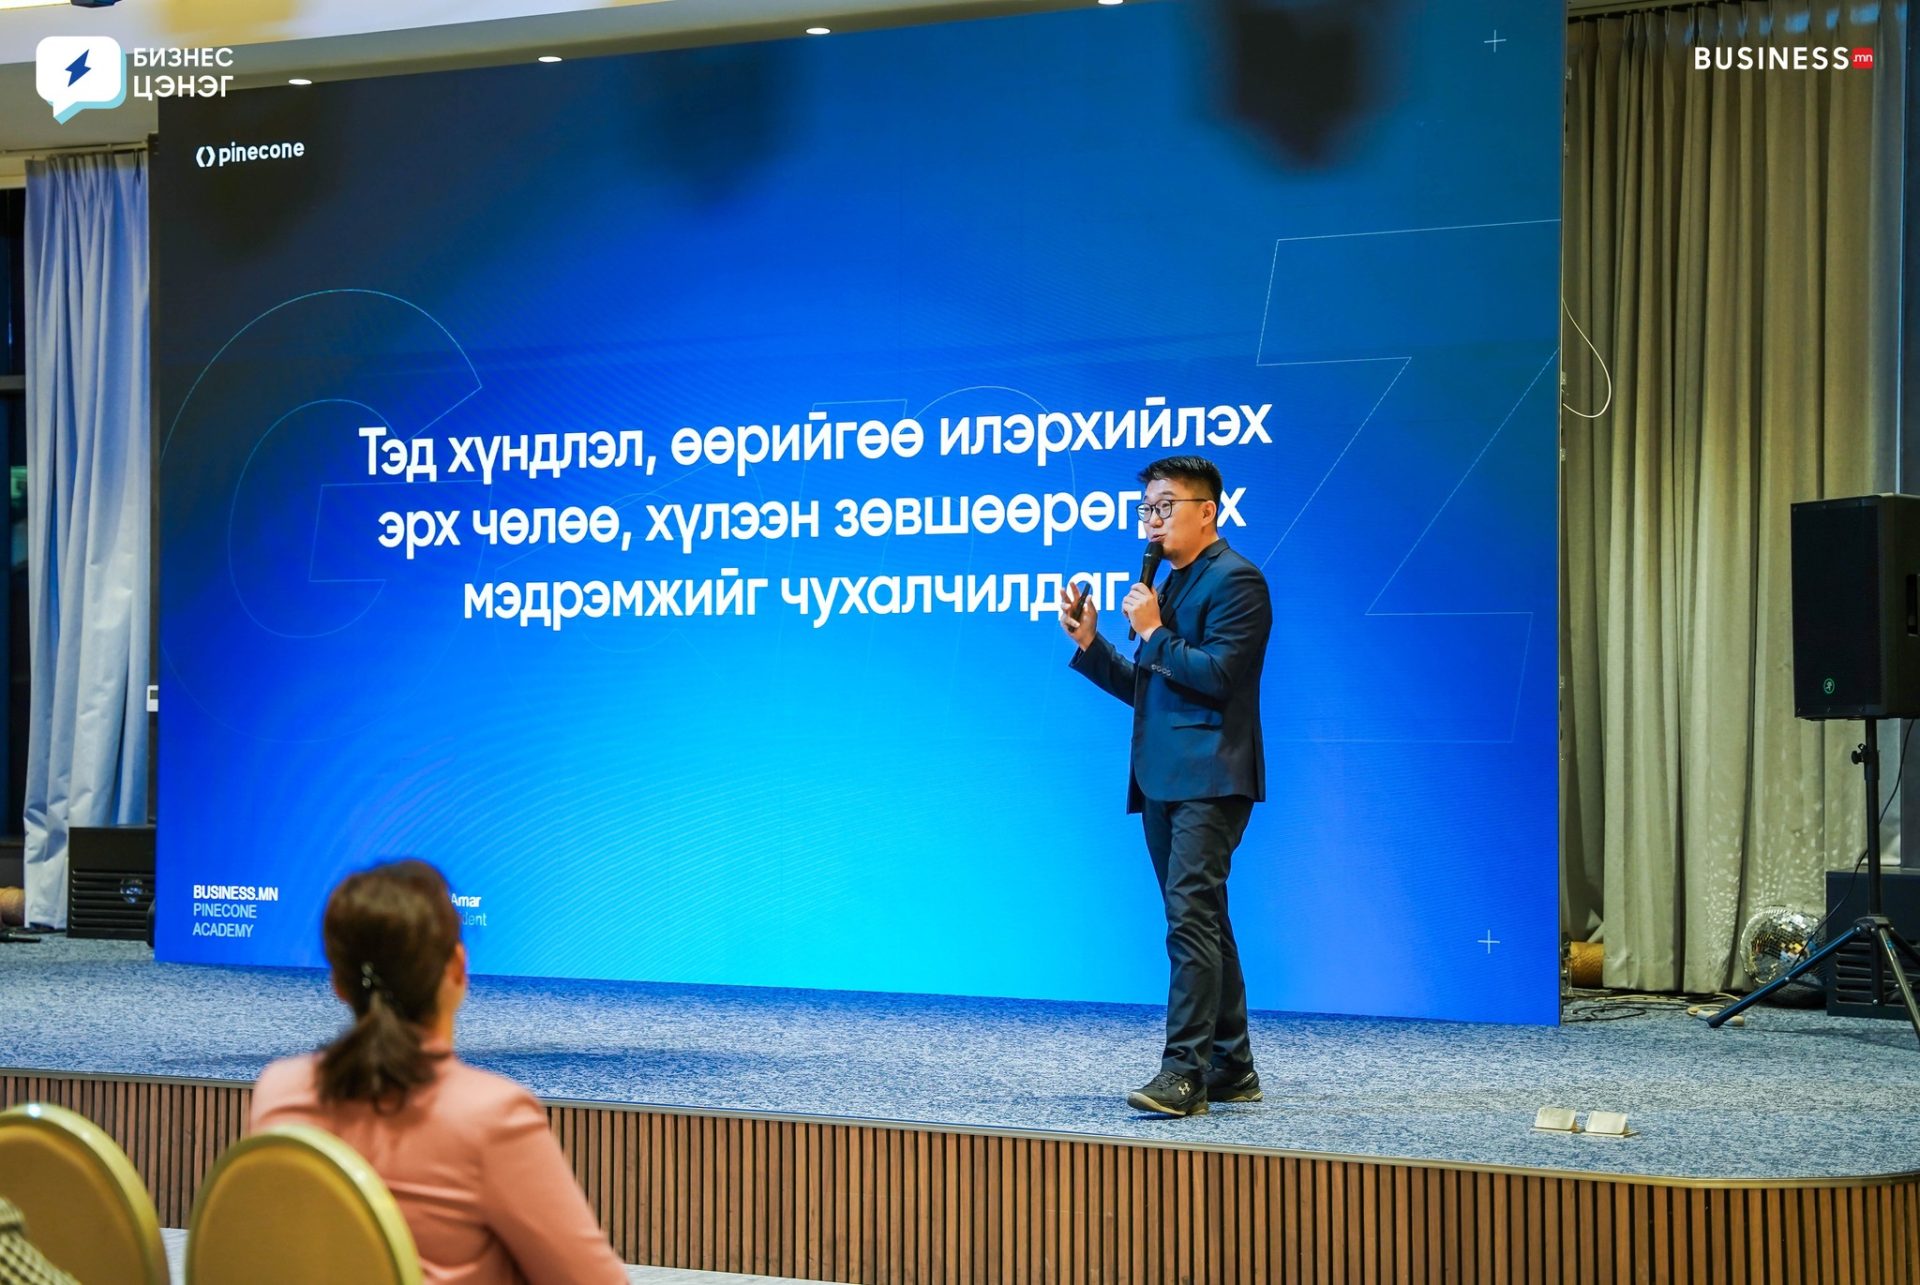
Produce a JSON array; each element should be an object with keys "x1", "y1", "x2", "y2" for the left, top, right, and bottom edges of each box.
[{"x1": 1738, "y1": 906, "x2": 1824, "y2": 1004}]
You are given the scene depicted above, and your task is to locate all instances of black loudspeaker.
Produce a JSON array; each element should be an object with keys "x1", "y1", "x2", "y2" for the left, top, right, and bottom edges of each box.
[
  {"x1": 1825, "y1": 867, "x2": 1920, "y2": 1019},
  {"x1": 67, "y1": 824, "x2": 156, "y2": 940},
  {"x1": 1791, "y1": 494, "x2": 1920, "y2": 719}
]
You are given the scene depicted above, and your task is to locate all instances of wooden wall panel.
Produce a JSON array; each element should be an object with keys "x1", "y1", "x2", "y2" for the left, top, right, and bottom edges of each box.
[{"x1": 5, "y1": 1071, "x2": 1916, "y2": 1284}]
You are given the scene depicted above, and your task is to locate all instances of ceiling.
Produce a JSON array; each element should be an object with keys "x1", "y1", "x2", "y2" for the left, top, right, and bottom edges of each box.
[{"x1": 0, "y1": 0, "x2": 1071, "y2": 170}]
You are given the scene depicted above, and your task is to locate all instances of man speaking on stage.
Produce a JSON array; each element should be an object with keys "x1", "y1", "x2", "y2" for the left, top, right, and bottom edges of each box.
[{"x1": 1057, "y1": 455, "x2": 1273, "y2": 1117}]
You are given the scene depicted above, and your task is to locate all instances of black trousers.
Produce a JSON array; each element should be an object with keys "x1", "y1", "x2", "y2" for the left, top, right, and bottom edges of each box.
[{"x1": 1141, "y1": 795, "x2": 1254, "y2": 1077}]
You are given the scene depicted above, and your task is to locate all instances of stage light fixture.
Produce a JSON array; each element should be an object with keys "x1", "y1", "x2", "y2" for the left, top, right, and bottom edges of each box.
[
  {"x1": 1585, "y1": 1111, "x2": 1631, "y2": 1137},
  {"x1": 539, "y1": 55, "x2": 563, "y2": 63},
  {"x1": 806, "y1": 27, "x2": 831, "y2": 35},
  {"x1": 288, "y1": 78, "x2": 312, "y2": 86},
  {"x1": 1531, "y1": 1106, "x2": 1578, "y2": 1133}
]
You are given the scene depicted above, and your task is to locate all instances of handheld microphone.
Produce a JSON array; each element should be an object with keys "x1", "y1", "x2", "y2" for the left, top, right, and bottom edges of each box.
[{"x1": 1129, "y1": 542, "x2": 1164, "y2": 640}]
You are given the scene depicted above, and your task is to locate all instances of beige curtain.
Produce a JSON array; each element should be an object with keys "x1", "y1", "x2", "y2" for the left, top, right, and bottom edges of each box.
[{"x1": 1562, "y1": 2, "x2": 1904, "y2": 991}]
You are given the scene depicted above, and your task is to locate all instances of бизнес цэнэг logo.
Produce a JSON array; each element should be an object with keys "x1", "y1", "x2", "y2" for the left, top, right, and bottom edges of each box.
[{"x1": 36, "y1": 36, "x2": 127, "y2": 123}]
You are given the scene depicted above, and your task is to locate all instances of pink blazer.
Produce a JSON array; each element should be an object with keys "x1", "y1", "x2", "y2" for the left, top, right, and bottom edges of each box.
[{"x1": 250, "y1": 1049, "x2": 626, "y2": 1285}]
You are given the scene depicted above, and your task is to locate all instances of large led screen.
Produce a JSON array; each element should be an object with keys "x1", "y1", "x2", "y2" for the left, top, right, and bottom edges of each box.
[{"x1": 155, "y1": 1, "x2": 1563, "y2": 1023}]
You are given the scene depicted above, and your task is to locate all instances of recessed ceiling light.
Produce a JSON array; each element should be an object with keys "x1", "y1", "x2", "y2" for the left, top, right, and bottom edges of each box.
[
  {"x1": 806, "y1": 27, "x2": 831, "y2": 35},
  {"x1": 538, "y1": 55, "x2": 563, "y2": 64},
  {"x1": 1097, "y1": 0, "x2": 1124, "y2": 6},
  {"x1": 287, "y1": 78, "x2": 312, "y2": 86}
]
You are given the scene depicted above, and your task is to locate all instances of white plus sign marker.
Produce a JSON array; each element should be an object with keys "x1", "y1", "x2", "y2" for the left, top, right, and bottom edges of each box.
[
  {"x1": 1479, "y1": 930, "x2": 1501, "y2": 954},
  {"x1": 1485, "y1": 30, "x2": 1506, "y2": 52}
]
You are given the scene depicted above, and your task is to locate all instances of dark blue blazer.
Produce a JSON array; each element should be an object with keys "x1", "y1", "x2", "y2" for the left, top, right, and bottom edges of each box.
[{"x1": 1070, "y1": 538, "x2": 1271, "y2": 813}]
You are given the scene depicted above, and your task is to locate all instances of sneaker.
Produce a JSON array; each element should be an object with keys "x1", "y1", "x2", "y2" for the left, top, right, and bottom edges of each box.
[
  {"x1": 1126, "y1": 1070, "x2": 1208, "y2": 1117},
  {"x1": 1205, "y1": 1066, "x2": 1262, "y2": 1103}
]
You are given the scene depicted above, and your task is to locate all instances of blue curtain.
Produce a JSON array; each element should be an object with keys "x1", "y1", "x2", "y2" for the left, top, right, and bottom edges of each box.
[{"x1": 22, "y1": 152, "x2": 150, "y2": 929}]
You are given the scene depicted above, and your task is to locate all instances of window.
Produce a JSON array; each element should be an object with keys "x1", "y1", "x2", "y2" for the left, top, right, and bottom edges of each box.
[{"x1": 1, "y1": 185, "x2": 27, "y2": 840}]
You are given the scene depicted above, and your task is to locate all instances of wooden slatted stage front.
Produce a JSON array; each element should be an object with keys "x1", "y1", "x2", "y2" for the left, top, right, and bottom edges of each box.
[{"x1": 4, "y1": 1068, "x2": 1915, "y2": 1284}]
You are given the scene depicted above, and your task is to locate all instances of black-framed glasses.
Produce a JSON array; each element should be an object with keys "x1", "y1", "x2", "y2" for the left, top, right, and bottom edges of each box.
[{"x1": 1137, "y1": 498, "x2": 1212, "y2": 521}]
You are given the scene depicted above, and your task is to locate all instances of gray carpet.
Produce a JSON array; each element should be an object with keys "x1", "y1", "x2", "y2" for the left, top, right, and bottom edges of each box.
[
  {"x1": 159, "y1": 1227, "x2": 801, "y2": 1285},
  {"x1": 5, "y1": 937, "x2": 1918, "y2": 1181}
]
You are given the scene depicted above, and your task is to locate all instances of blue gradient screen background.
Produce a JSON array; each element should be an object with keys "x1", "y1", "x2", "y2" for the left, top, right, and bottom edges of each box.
[{"x1": 154, "y1": 1, "x2": 1563, "y2": 1023}]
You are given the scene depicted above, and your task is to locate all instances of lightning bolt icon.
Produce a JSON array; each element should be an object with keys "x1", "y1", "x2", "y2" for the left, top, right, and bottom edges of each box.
[{"x1": 65, "y1": 51, "x2": 90, "y2": 87}]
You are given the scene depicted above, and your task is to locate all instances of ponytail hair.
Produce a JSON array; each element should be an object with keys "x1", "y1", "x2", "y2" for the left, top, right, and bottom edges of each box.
[{"x1": 315, "y1": 860, "x2": 461, "y2": 1112}]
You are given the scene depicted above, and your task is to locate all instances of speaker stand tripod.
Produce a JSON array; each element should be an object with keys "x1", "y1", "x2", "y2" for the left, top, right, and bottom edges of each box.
[{"x1": 1708, "y1": 718, "x2": 1920, "y2": 1048}]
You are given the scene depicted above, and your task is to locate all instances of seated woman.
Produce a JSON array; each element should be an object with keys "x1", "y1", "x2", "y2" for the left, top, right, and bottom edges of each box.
[{"x1": 251, "y1": 860, "x2": 625, "y2": 1285}]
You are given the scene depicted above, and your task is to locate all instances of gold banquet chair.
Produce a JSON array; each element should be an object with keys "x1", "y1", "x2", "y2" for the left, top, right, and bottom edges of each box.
[
  {"x1": 186, "y1": 1125, "x2": 421, "y2": 1285},
  {"x1": 0, "y1": 1102, "x2": 168, "y2": 1285}
]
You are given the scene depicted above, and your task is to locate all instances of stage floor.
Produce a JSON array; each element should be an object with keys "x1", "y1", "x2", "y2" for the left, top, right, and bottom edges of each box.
[{"x1": 4, "y1": 937, "x2": 1917, "y2": 1182}]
